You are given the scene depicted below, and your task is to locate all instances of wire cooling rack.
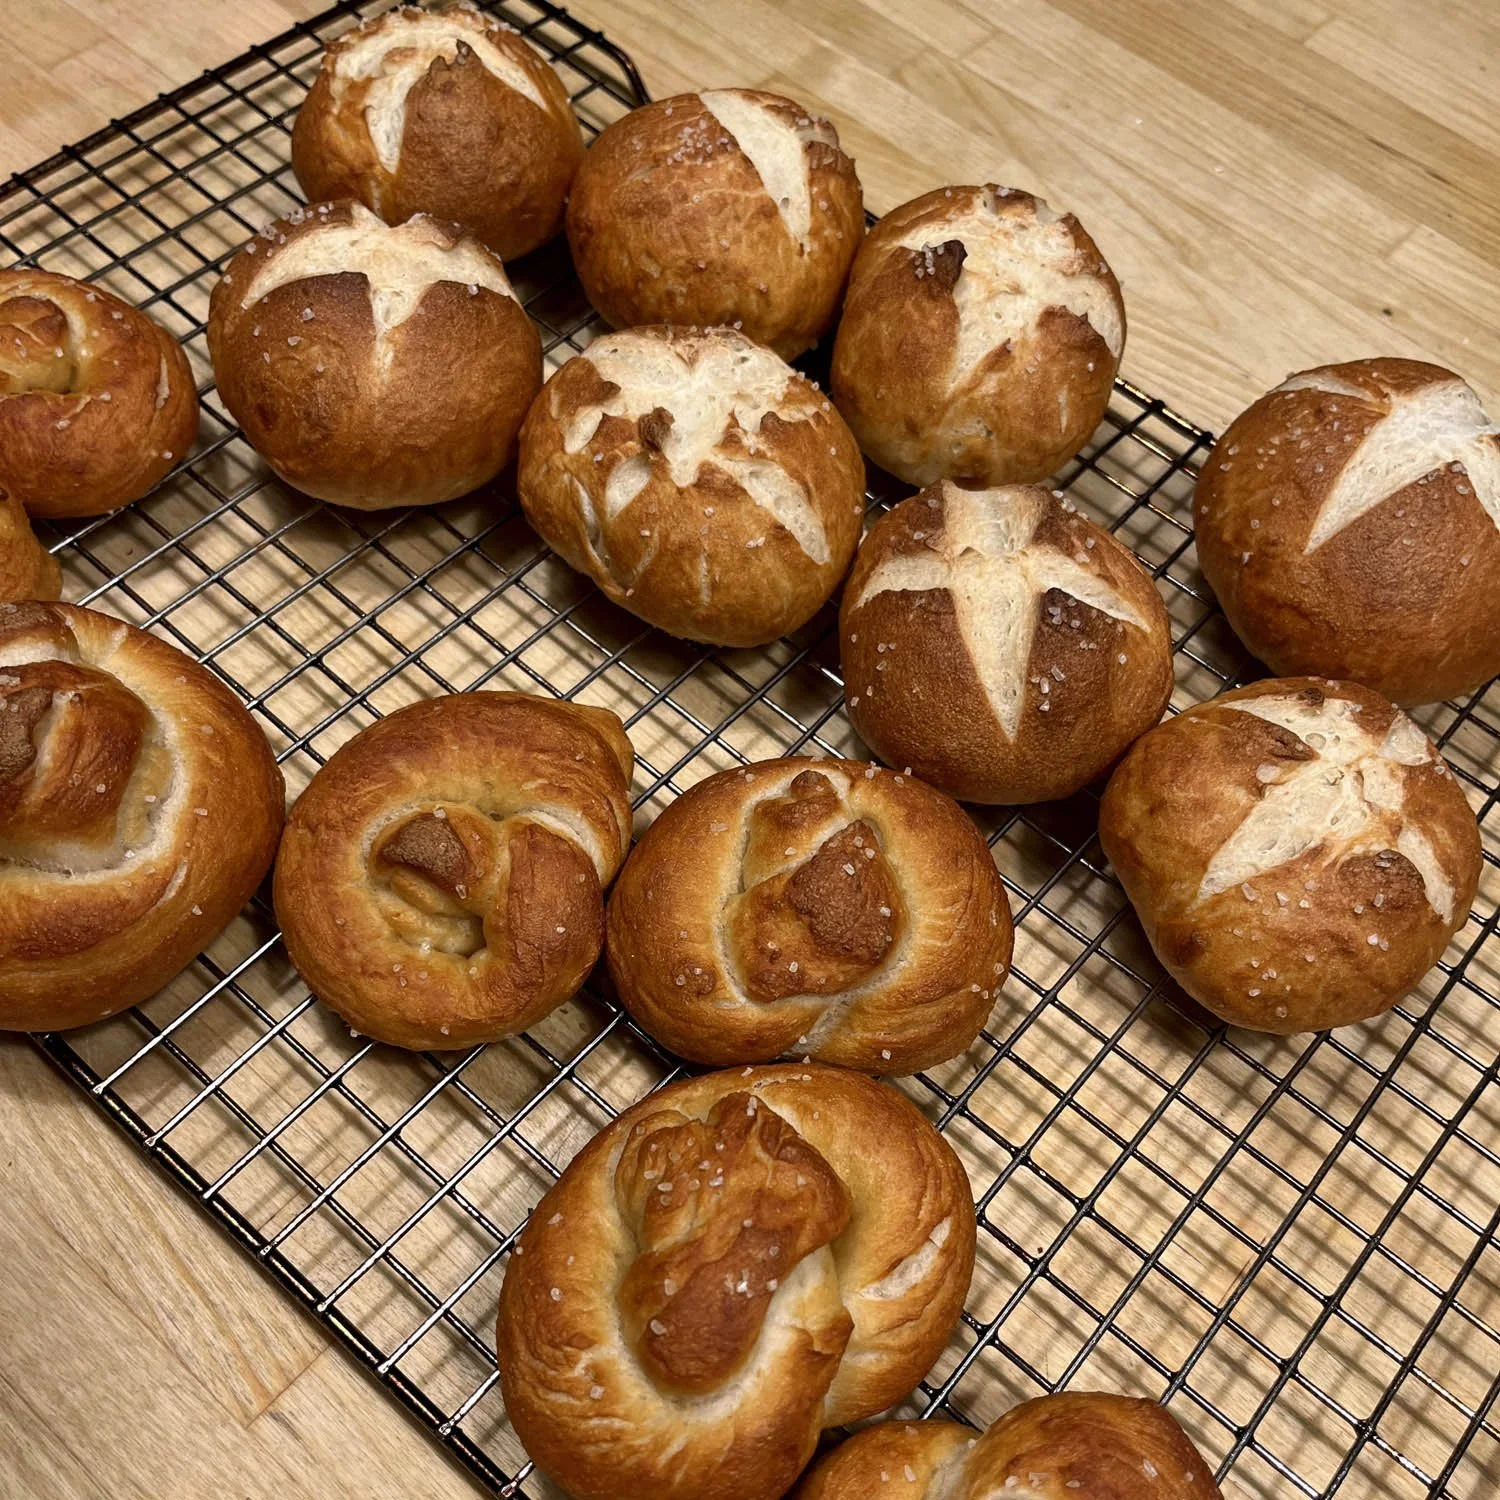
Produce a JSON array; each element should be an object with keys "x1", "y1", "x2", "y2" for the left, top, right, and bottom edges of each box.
[{"x1": 5, "y1": 2, "x2": 1499, "y2": 1496}]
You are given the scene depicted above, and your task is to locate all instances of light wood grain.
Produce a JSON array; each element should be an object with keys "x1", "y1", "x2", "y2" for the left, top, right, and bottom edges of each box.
[{"x1": 1, "y1": 2, "x2": 1498, "y2": 1498}]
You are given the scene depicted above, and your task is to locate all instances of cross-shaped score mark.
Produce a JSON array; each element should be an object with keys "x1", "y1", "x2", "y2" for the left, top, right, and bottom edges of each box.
[
  {"x1": 562, "y1": 335, "x2": 831, "y2": 564},
  {"x1": 894, "y1": 192, "x2": 1124, "y2": 390},
  {"x1": 1275, "y1": 371, "x2": 1500, "y2": 552},
  {"x1": 847, "y1": 486, "x2": 1148, "y2": 740},
  {"x1": 1197, "y1": 694, "x2": 1455, "y2": 923}
]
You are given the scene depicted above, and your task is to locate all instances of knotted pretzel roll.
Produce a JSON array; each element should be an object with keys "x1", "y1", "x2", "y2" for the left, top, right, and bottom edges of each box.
[
  {"x1": 0, "y1": 269, "x2": 198, "y2": 518},
  {"x1": 606, "y1": 758, "x2": 1013, "y2": 1073},
  {"x1": 1193, "y1": 358, "x2": 1500, "y2": 706},
  {"x1": 831, "y1": 186, "x2": 1124, "y2": 487},
  {"x1": 0, "y1": 602, "x2": 283, "y2": 1032},
  {"x1": 566, "y1": 90, "x2": 864, "y2": 358},
  {"x1": 497, "y1": 1063, "x2": 976, "y2": 1500},
  {"x1": 207, "y1": 201, "x2": 541, "y2": 509},
  {"x1": 792, "y1": 1391, "x2": 1222, "y2": 1499},
  {"x1": 291, "y1": 2, "x2": 583, "y2": 262},
  {"x1": 0, "y1": 485, "x2": 60, "y2": 602},
  {"x1": 517, "y1": 325, "x2": 864, "y2": 646},
  {"x1": 840, "y1": 482, "x2": 1173, "y2": 805},
  {"x1": 273, "y1": 691, "x2": 633, "y2": 1050},
  {"x1": 1100, "y1": 678, "x2": 1481, "y2": 1033}
]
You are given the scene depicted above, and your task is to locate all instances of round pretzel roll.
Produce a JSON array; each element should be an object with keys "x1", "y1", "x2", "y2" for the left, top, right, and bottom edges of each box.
[
  {"x1": 1099, "y1": 677, "x2": 1481, "y2": 1033},
  {"x1": 606, "y1": 758, "x2": 1013, "y2": 1073},
  {"x1": 840, "y1": 482, "x2": 1172, "y2": 805},
  {"x1": 496, "y1": 1063, "x2": 976, "y2": 1500},
  {"x1": 830, "y1": 185, "x2": 1123, "y2": 487},
  {"x1": 207, "y1": 201, "x2": 541, "y2": 509},
  {"x1": 0, "y1": 601, "x2": 284, "y2": 1032},
  {"x1": 0, "y1": 269, "x2": 198, "y2": 518},
  {"x1": 273, "y1": 691, "x2": 633, "y2": 1050},
  {"x1": 291, "y1": 2, "x2": 583, "y2": 262},
  {"x1": 0, "y1": 485, "x2": 61, "y2": 602},
  {"x1": 1193, "y1": 357, "x2": 1500, "y2": 706},
  {"x1": 791, "y1": 1391, "x2": 1222, "y2": 1499},
  {"x1": 566, "y1": 90, "x2": 864, "y2": 358},
  {"x1": 517, "y1": 325, "x2": 865, "y2": 646}
]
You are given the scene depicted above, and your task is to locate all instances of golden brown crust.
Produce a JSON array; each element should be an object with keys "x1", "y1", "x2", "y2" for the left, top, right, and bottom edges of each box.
[
  {"x1": 0, "y1": 271, "x2": 198, "y2": 518},
  {"x1": 840, "y1": 483, "x2": 1173, "y2": 805},
  {"x1": 1099, "y1": 677, "x2": 1482, "y2": 1032},
  {"x1": 496, "y1": 1063, "x2": 976, "y2": 1500},
  {"x1": 1193, "y1": 357, "x2": 1500, "y2": 706},
  {"x1": 566, "y1": 90, "x2": 864, "y2": 358},
  {"x1": 792, "y1": 1392, "x2": 1223, "y2": 1499},
  {"x1": 831, "y1": 186, "x2": 1124, "y2": 487},
  {"x1": 291, "y1": 3, "x2": 583, "y2": 261},
  {"x1": 273, "y1": 690, "x2": 633, "y2": 1050},
  {"x1": 518, "y1": 325, "x2": 865, "y2": 646},
  {"x1": 0, "y1": 601, "x2": 284, "y2": 1031},
  {"x1": 0, "y1": 486, "x2": 61, "y2": 602},
  {"x1": 606, "y1": 757, "x2": 1013, "y2": 1072},
  {"x1": 206, "y1": 201, "x2": 541, "y2": 509}
]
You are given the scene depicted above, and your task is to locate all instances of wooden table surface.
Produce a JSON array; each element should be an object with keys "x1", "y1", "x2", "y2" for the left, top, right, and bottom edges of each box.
[{"x1": 2, "y1": 1, "x2": 1498, "y2": 1496}]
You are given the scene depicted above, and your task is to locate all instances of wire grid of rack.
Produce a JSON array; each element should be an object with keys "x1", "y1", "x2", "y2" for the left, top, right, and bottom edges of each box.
[{"x1": 4, "y1": 1, "x2": 1499, "y2": 1496}]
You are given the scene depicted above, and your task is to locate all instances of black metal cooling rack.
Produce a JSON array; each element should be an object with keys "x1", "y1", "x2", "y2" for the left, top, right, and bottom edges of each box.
[{"x1": 4, "y1": 2, "x2": 1499, "y2": 1497}]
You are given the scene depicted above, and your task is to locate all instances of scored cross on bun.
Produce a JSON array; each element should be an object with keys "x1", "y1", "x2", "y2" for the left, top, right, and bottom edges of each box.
[
  {"x1": 791, "y1": 1391, "x2": 1223, "y2": 1499},
  {"x1": 831, "y1": 185, "x2": 1124, "y2": 487},
  {"x1": 291, "y1": 1, "x2": 584, "y2": 261},
  {"x1": 518, "y1": 325, "x2": 864, "y2": 646},
  {"x1": 566, "y1": 90, "x2": 864, "y2": 358},
  {"x1": 1193, "y1": 357, "x2": 1500, "y2": 706},
  {"x1": 1100, "y1": 677, "x2": 1482, "y2": 1033},
  {"x1": 840, "y1": 482, "x2": 1173, "y2": 805},
  {"x1": 497, "y1": 1064, "x2": 976, "y2": 1500}
]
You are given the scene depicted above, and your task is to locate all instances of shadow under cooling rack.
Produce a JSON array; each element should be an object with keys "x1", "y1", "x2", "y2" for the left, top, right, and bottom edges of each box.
[{"x1": 4, "y1": 2, "x2": 1500, "y2": 1497}]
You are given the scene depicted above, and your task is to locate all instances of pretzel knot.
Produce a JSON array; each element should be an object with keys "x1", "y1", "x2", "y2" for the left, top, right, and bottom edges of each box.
[
  {"x1": 607, "y1": 758, "x2": 1013, "y2": 1073},
  {"x1": 0, "y1": 270, "x2": 198, "y2": 518},
  {"x1": 0, "y1": 602, "x2": 283, "y2": 1032},
  {"x1": 273, "y1": 691, "x2": 634, "y2": 1051},
  {"x1": 497, "y1": 1064, "x2": 976, "y2": 1500}
]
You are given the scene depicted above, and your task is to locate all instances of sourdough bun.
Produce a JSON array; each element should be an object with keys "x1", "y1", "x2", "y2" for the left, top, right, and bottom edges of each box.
[
  {"x1": 831, "y1": 185, "x2": 1123, "y2": 487},
  {"x1": 0, "y1": 486, "x2": 60, "y2": 602},
  {"x1": 497, "y1": 1063, "x2": 975, "y2": 1500},
  {"x1": 291, "y1": 2, "x2": 583, "y2": 262},
  {"x1": 566, "y1": 90, "x2": 863, "y2": 358},
  {"x1": 273, "y1": 691, "x2": 633, "y2": 1051},
  {"x1": 0, "y1": 601, "x2": 284, "y2": 1031},
  {"x1": 1099, "y1": 677, "x2": 1481, "y2": 1032},
  {"x1": 840, "y1": 482, "x2": 1172, "y2": 804},
  {"x1": 517, "y1": 325, "x2": 864, "y2": 646},
  {"x1": 1193, "y1": 358, "x2": 1500, "y2": 706},
  {"x1": 606, "y1": 757, "x2": 1013, "y2": 1072},
  {"x1": 207, "y1": 201, "x2": 541, "y2": 508},
  {"x1": 0, "y1": 269, "x2": 198, "y2": 518},
  {"x1": 792, "y1": 1391, "x2": 1222, "y2": 1499}
]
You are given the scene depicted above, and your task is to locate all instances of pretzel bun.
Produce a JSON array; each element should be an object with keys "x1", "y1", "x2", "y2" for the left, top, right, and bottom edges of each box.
[
  {"x1": 606, "y1": 758, "x2": 1013, "y2": 1072},
  {"x1": 518, "y1": 325, "x2": 864, "y2": 646},
  {"x1": 1099, "y1": 677, "x2": 1481, "y2": 1033},
  {"x1": 840, "y1": 482, "x2": 1172, "y2": 805},
  {"x1": 0, "y1": 269, "x2": 198, "y2": 518},
  {"x1": 207, "y1": 201, "x2": 541, "y2": 509},
  {"x1": 0, "y1": 486, "x2": 60, "y2": 602},
  {"x1": 566, "y1": 90, "x2": 864, "y2": 358},
  {"x1": 1193, "y1": 358, "x2": 1500, "y2": 706},
  {"x1": 831, "y1": 186, "x2": 1124, "y2": 487},
  {"x1": 792, "y1": 1391, "x2": 1222, "y2": 1499},
  {"x1": 291, "y1": 2, "x2": 583, "y2": 262},
  {"x1": 497, "y1": 1063, "x2": 975, "y2": 1500},
  {"x1": 0, "y1": 601, "x2": 283, "y2": 1032},
  {"x1": 274, "y1": 691, "x2": 633, "y2": 1050}
]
